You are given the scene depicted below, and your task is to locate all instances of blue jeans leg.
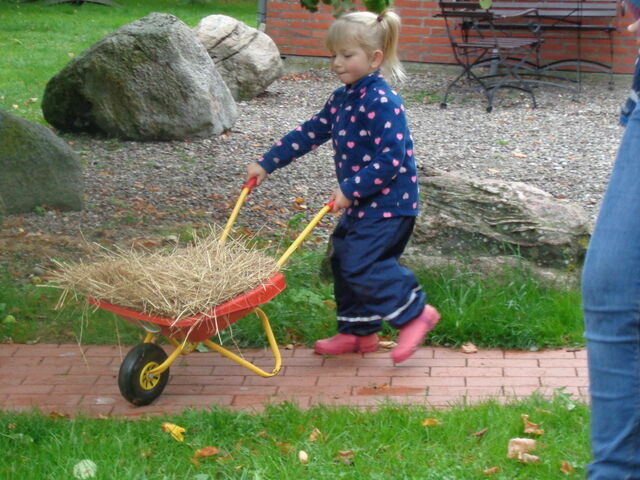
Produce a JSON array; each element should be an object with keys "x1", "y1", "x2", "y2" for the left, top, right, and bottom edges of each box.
[{"x1": 582, "y1": 106, "x2": 640, "y2": 479}]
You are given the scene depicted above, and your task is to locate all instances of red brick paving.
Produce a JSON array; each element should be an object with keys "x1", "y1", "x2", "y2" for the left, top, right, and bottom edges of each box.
[{"x1": 0, "y1": 344, "x2": 588, "y2": 417}]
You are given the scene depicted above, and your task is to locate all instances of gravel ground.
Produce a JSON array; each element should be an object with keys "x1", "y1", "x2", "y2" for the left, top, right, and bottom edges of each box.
[{"x1": 1, "y1": 59, "x2": 628, "y2": 272}]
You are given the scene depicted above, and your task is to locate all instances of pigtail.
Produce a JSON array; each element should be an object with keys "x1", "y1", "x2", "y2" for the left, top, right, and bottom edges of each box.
[{"x1": 376, "y1": 10, "x2": 407, "y2": 84}]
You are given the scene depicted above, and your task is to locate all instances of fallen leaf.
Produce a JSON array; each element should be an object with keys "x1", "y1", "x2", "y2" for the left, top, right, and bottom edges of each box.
[
  {"x1": 194, "y1": 446, "x2": 220, "y2": 459},
  {"x1": 560, "y1": 461, "x2": 575, "y2": 474},
  {"x1": 309, "y1": 427, "x2": 324, "y2": 442},
  {"x1": 471, "y1": 427, "x2": 489, "y2": 437},
  {"x1": 512, "y1": 151, "x2": 528, "y2": 158},
  {"x1": 520, "y1": 453, "x2": 541, "y2": 463},
  {"x1": 422, "y1": 418, "x2": 440, "y2": 427},
  {"x1": 276, "y1": 441, "x2": 293, "y2": 454},
  {"x1": 461, "y1": 342, "x2": 478, "y2": 354},
  {"x1": 161, "y1": 422, "x2": 186, "y2": 442},
  {"x1": 507, "y1": 438, "x2": 537, "y2": 459},
  {"x1": 334, "y1": 450, "x2": 355, "y2": 465},
  {"x1": 298, "y1": 450, "x2": 309, "y2": 464},
  {"x1": 482, "y1": 466, "x2": 500, "y2": 475},
  {"x1": 521, "y1": 414, "x2": 545, "y2": 435}
]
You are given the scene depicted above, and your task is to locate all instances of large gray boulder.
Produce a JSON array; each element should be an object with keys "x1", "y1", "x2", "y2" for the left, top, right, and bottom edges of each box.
[
  {"x1": 0, "y1": 111, "x2": 83, "y2": 215},
  {"x1": 413, "y1": 169, "x2": 590, "y2": 269},
  {"x1": 194, "y1": 15, "x2": 283, "y2": 100},
  {"x1": 42, "y1": 12, "x2": 237, "y2": 141}
]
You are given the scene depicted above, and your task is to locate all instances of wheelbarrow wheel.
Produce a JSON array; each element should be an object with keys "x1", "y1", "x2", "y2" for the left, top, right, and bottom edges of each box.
[{"x1": 118, "y1": 343, "x2": 169, "y2": 406}]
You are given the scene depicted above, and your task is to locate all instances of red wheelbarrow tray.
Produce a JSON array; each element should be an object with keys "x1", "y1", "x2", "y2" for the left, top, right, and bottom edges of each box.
[{"x1": 87, "y1": 271, "x2": 286, "y2": 343}]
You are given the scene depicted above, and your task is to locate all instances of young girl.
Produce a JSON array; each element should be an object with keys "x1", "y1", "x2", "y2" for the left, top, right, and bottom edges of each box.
[{"x1": 246, "y1": 9, "x2": 440, "y2": 363}]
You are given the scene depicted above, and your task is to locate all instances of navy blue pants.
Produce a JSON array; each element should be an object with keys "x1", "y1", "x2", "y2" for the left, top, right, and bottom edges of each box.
[{"x1": 330, "y1": 215, "x2": 426, "y2": 336}]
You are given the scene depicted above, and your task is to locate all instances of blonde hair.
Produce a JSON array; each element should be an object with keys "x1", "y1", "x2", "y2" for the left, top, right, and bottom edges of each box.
[{"x1": 325, "y1": 10, "x2": 406, "y2": 84}]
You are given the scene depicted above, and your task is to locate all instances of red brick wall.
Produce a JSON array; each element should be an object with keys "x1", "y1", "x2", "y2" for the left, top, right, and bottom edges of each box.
[{"x1": 265, "y1": 0, "x2": 639, "y2": 74}]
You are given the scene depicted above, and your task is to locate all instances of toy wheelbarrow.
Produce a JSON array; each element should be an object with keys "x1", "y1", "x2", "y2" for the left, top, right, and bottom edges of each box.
[{"x1": 89, "y1": 178, "x2": 333, "y2": 406}]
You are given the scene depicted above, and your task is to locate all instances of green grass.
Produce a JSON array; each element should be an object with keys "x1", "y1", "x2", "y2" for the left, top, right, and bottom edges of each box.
[
  {"x1": 0, "y1": 0, "x2": 257, "y2": 124},
  {"x1": 0, "y1": 248, "x2": 585, "y2": 350},
  {"x1": 0, "y1": 394, "x2": 590, "y2": 479}
]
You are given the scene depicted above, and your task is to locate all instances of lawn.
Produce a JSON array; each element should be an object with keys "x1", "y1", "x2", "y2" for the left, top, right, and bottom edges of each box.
[
  {"x1": 1, "y1": 395, "x2": 590, "y2": 479},
  {"x1": 0, "y1": 0, "x2": 257, "y2": 124}
]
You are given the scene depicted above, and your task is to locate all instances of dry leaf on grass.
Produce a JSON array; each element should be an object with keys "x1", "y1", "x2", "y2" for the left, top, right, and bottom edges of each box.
[
  {"x1": 560, "y1": 461, "x2": 575, "y2": 474},
  {"x1": 521, "y1": 414, "x2": 545, "y2": 435},
  {"x1": 334, "y1": 450, "x2": 355, "y2": 466},
  {"x1": 482, "y1": 466, "x2": 500, "y2": 475},
  {"x1": 507, "y1": 438, "x2": 537, "y2": 460},
  {"x1": 421, "y1": 418, "x2": 441, "y2": 427},
  {"x1": 161, "y1": 422, "x2": 186, "y2": 442},
  {"x1": 471, "y1": 427, "x2": 489, "y2": 438},
  {"x1": 194, "y1": 446, "x2": 220, "y2": 459},
  {"x1": 309, "y1": 427, "x2": 325, "y2": 442},
  {"x1": 276, "y1": 441, "x2": 293, "y2": 455},
  {"x1": 520, "y1": 453, "x2": 541, "y2": 463},
  {"x1": 190, "y1": 446, "x2": 221, "y2": 466}
]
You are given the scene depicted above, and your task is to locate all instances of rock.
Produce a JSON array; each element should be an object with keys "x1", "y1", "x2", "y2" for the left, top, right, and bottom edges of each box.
[
  {"x1": 0, "y1": 110, "x2": 83, "y2": 215},
  {"x1": 42, "y1": 12, "x2": 237, "y2": 141},
  {"x1": 194, "y1": 15, "x2": 283, "y2": 100},
  {"x1": 413, "y1": 169, "x2": 590, "y2": 269}
]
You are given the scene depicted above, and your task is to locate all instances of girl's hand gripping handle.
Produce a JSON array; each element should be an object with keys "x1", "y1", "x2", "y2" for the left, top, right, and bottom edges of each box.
[
  {"x1": 243, "y1": 177, "x2": 258, "y2": 192},
  {"x1": 220, "y1": 178, "x2": 258, "y2": 245}
]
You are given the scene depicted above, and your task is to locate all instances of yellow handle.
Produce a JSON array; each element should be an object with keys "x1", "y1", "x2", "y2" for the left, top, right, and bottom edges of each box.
[
  {"x1": 276, "y1": 202, "x2": 334, "y2": 268},
  {"x1": 219, "y1": 178, "x2": 258, "y2": 245}
]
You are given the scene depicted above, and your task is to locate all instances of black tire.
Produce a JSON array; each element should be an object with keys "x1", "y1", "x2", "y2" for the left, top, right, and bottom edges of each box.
[{"x1": 118, "y1": 343, "x2": 169, "y2": 406}]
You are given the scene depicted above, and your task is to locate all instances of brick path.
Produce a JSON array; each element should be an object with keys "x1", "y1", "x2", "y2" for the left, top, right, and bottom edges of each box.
[{"x1": 0, "y1": 344, "x2": 588, "y2": 418}]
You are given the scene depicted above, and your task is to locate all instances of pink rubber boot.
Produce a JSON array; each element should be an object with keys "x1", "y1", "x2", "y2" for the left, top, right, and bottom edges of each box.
[
  {"x1": 314, "y1": 333, "x2": 379, "y2": 355},
  {"x1": 391, "y1": 305, "x2": 441, "y2": 364}
]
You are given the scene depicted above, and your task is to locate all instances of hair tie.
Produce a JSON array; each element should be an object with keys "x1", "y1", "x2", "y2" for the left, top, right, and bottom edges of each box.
[{"x1": 376, "y1": 14, "x2": 383, "y2": 22}]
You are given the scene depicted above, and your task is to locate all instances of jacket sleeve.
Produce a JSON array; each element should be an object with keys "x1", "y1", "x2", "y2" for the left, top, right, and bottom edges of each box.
[
  {"x1": 339, "y1": 100, "x2": 409, "y2": 200},
  {"x1": 257, "y1": 97, "x2": 334, "y2": 174}
]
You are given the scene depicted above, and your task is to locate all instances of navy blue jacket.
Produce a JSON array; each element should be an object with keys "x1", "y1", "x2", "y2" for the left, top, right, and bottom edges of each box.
[{"x1": 258, "y1": 72, "x2": 419, "y2": 219}]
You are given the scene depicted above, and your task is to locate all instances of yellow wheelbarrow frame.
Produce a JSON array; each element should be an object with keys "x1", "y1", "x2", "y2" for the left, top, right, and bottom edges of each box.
[{"x1": 89, "y1": 178, "x2": 333, "y2": 405}]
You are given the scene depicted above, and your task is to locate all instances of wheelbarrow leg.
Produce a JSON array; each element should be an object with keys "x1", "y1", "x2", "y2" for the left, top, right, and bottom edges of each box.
[{"x1": 202, "y1": 308, "x2": 282, "y2": 377}]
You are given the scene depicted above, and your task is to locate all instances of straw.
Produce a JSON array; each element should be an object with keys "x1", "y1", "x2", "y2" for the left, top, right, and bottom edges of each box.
[{"x1": 48, "y1": 227, "x2": 280, "y2": 321}]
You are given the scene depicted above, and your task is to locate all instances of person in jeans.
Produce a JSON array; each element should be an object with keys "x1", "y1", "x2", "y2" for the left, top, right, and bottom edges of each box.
[{"x1": 582, "y1": 4, "x2": 640, "y2": 478}]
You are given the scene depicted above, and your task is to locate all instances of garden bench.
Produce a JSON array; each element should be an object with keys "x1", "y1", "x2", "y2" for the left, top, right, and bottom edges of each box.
[
  {"x1": 437, "y1": 0, "x2": 543, "y2": 111},
  {"x1": 486, "y1": 0, "x2": 619, "y2": 86}
]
